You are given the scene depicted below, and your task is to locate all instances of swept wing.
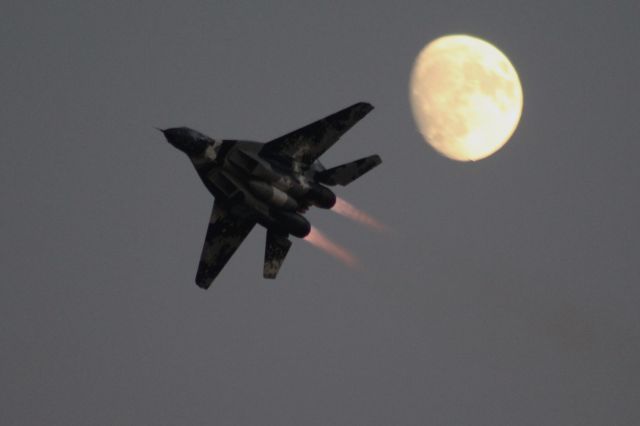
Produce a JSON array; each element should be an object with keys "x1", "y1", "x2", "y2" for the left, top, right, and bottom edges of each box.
[
  {"x1": 261, "y1": 102, "x2": 374, "y2": 166},
  {"x1": 195, "y1": 201, "x2": 256, "y2": 289}
]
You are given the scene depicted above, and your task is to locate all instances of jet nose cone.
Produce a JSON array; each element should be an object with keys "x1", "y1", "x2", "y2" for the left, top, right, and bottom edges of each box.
[
  {"x1": 162, "y1": 128, "x2": 181, "y2": 138},
  {"x1": 159, "y1": 127, "x2": 182, "y2": 150},
  {"x1": 165, "y1": 128, "x2": 188, "y2": 147},
  {"x1": 160, "y1": 127, "x2": 204, "y2": 155}
]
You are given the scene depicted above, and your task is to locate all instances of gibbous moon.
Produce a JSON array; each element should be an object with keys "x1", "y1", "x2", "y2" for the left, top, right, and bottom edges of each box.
[{"x1": 410, "y1": 35, "x2": 523, "y2": 161}]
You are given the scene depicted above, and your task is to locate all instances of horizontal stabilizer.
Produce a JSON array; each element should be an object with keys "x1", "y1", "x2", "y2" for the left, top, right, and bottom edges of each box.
[
  {"x1": 316, "y1": 154, "x2": 382, "y2": 186},
  {"x1": 264, "y1": 230, "x2": 292, "y2": 279}
]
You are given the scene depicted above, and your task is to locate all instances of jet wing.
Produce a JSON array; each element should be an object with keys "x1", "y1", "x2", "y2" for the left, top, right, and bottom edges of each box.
[
  {"x1": 260, "y1": 102, "x2": 374, "y2": 166},
  {"x1": 195, "y1": 201, "x2": 256, "y2": 289}
]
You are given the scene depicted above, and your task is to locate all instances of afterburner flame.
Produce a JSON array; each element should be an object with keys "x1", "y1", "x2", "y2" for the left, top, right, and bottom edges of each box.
[
  {"x1": 332, "y1": 197, "x2": 388, "y2": 233},
  {"x1": 304, "y1": 226, "x2": 358, "y2": 268}
]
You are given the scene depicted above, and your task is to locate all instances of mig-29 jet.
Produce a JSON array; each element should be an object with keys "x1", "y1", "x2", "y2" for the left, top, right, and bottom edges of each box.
[{"x1": 161, "y1": 102, "x2": 381, "y2": 289}]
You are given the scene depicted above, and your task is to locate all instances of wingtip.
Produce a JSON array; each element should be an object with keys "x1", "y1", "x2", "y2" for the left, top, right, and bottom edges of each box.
[
  {"x1": 356, "y1": 102, "x2": 374, "y2": 112},
  {"x1": 195, "y1": 276, "x2": 211, "y2": 290}
]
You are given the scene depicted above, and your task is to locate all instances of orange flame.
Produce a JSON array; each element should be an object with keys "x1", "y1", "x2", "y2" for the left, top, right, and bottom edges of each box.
[
  {"x1": 332, "y1": 197, "x2": 388, "y2": 233},
  {"x1": 303, "y1": 226, "x2": 359, "y2": 269}
]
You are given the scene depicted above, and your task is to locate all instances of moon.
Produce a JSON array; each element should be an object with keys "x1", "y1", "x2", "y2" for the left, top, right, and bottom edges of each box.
[{"x1": 410, "y1": 35, "x2": 523, "y2": 161}]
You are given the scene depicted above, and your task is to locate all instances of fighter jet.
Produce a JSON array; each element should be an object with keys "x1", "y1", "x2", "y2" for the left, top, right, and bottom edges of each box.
[{"x1": 161, "y1": 102, "x2": 381, "y2": 289}]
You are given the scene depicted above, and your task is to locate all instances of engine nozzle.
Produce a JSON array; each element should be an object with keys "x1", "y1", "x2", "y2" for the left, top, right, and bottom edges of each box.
[
  {"x1": 307, "y1": 183, "x2": 336, "y2": 209},
  {"x1": 273, "y1": 211, "x2": 311, "y2": 238}
]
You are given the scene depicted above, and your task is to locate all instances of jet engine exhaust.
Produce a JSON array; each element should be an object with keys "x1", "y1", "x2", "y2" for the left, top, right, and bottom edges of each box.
[
  {"x1": 303, "y1": 226, "x2": 358, "y2": 269},
  {"x1": 332, "y1": 197, "x2": 388, "y2": 233}
]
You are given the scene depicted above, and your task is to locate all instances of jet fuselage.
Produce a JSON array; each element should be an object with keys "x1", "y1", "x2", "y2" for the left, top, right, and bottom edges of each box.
[{"x1": 163, "y1": 127, "x2": 333, "y2": 238}]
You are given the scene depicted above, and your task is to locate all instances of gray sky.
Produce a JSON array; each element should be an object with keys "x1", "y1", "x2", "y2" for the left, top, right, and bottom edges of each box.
[{"x1": 2, "y1": 1, "x2": 639, "y2": 425}]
